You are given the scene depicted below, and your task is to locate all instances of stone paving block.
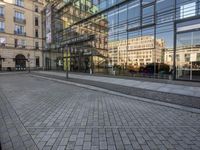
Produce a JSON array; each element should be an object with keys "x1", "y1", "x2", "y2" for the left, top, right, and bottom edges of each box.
[
  {"x1": 83, "y1": 141, "x2": 91, "y2": 149},
  {"x1": 37, "y1": 141, "x2": 46, "y2": 150},
  {"x1": 60, "y1": 138, "x2": 69, "y2": 145},
  {"x1": 1, "y1": 74, "x2": 200, "y2": 150},
  {"x1": 74, "y1": 145, "x2": 82, "y2": 150},
  {"x1": 46, "y1": 138, "x2": 56, "y2": 146}
]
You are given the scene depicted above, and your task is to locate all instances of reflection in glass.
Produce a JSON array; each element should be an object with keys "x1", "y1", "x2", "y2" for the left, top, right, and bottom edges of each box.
[
  {"x1": 46, "y1": 0, "x2": 200, "y2": 80},
  {"x1": 176, "y1": 30, "x2": 200, "y2": 80}
]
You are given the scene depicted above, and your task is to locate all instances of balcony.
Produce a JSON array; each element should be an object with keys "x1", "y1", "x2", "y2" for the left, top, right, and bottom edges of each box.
[
  {"x1": 14, "y1": 30, "x2": 26, "y2": 36},
  {"x1": 14, "y1": 17, "x2": 26, "y2": 24},
  {"x1": 15, "y1": 45, "x2": 26, "y2": 49}
]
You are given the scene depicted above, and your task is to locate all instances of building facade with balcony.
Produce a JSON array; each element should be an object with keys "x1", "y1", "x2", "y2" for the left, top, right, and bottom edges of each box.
[
  {"x1": 44, "y1": 0, "x2": 200, "y2": 81},
  {"x1": 0, "y1": 0, "x2": 45, "y2": 71}
]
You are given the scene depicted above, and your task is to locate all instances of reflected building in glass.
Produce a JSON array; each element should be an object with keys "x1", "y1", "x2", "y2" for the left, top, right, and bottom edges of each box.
[{"x1": 43, "y1": 0, "x2": 200, "y2": 81}]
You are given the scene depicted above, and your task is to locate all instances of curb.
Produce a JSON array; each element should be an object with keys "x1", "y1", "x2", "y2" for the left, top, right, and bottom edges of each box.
[{"x1": 30, "y1": 74, "x2": 200, "y2": 114}]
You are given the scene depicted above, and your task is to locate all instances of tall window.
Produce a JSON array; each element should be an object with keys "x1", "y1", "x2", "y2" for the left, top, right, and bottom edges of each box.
[
  {"x1": 15, "y1": 0, "x2": 24, "y2": 7},
  {"x1": 0, "y1": 21, "x2": 4, "y2": 32},
  {"x1": 21, "y1": 39, "x2": 26, "y2": 48},
  {"x1": 35, "y1": 29, "x2": 39, "y2": 37},
  {"x1": 0, "y1": 6, "x2": 4, "y2": 16},
  {"x1": 36, "y1": 57, "x2": 40, "y2": 67},
  {"x1": 15, "y1": 39, "x2": 18, "y2": 47},
  {"x1": 35, "y1": 17, "x2": 39, "y2": 26},
  {"x1": 15, "y1": 11, "x2": 25, "y2": 20},
  {"x1": 35, "y1": 5, "x2": 38, "y2": 12},
  {"x1": 35, "y1": 41, "x2": 39, "y2": 49},
  {"x1": 0, "y1": 37, "x2": 6, "y2": 46},
  {"x1": 15, "y1": 25, "x2": 25, "y2": 34}
]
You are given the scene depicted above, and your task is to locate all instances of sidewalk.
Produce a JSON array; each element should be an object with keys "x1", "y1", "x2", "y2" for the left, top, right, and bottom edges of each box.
[{"x1": 35, "y1": 71, "x2": 200, "y2": 98}]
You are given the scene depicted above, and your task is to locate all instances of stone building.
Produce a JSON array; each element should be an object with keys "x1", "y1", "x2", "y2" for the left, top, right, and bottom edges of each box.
[{"x1": 0, "y1": 0, "x2": 45, "y2": 71}]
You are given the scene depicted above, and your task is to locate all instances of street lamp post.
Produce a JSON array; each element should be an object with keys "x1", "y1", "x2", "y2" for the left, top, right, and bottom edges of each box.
[
  {"x1": 66, "y1": 47, "x2": 69, "y2": 79},
  {"x1": 27, "y1": 53, "x2": 30, "y2": 73}
]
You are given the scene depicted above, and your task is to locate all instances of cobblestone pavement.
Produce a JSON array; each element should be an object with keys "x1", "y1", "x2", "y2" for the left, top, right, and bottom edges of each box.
[{"x1": 0, "y1": 74, "x2": 200, "y2": 150}]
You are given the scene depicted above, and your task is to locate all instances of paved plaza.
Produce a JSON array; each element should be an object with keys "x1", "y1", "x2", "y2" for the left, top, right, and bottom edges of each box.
[
  {"x1": 35, "y1": 71, "x2": 200, "y2": 98},
  {"x1": 0, "y1": 74, "x2": 200, "y2": 150}
]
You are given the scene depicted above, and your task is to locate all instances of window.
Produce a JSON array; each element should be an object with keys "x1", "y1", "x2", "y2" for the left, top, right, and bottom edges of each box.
[
  {"x1": 15, "y1": 25, "x2": 25, "y2": 35},
  {"x1": 35, "y1": 29, "x2": 39, "y2": 37},
  {"x1": 197, "y1": 53, "x2": 200, "y2": 61},
  {"x1": 35, "y1": 41, "x2": 39, "y2": 49},
  {"x1": 0, "y1": 37, "x2": 6, "y2": 46},
  {"x1": 0, "y1": 21, "x2": 4, "y2": 32},
  {"x1": 35, "y1": 5, "x2": 38, "y2": 12},
  {"x1": 35, "y1": 17, "x2": 39, "y2": 26},
  {"x1": 36, "y1": 57, "x2": 39, "y2": 67},
  {"x1": 185, "y1": 54, "x2": 190, "y2": 62},
  {"x1": 21, "y1": 39, "x2": 26, "y2": 48},
  {"x1": 15, "y1": 39, "x2": 26, "y2": 48},
  {"x1": 14, "y1": 39, "x2": 18, "y2": 47},
  {"x1": 0, "y1": 6, "x2": 4, "y2": 17},
  {"x1": 15, "y1": 0, "x2": 24, "y2": 7},
  {"x1": 15, "y1": 11, "x2": 24, "y2": 20},
  {"x1": 176, "y1": 55, "x2": 180, "y2": 62}
]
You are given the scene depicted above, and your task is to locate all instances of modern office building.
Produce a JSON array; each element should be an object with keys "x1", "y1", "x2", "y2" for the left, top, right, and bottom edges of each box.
[
  {"x1": 44, "y1": 0, "x2": 200, "y2": 81},
  {"x1": 0, "y1": 0, "x2": 45, "y2": 71}
]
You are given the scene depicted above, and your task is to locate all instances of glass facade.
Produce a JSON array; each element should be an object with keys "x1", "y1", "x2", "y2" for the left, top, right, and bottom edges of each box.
[{"x1": 45, "y1": 0, "x2": 200, "y2": 81}]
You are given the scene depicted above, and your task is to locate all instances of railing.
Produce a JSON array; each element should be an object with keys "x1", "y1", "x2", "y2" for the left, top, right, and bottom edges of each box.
[
  {"x1": 14, "y1": 17, "x2": 26, "y2": 24},
  {"x1": 14, "y1": 30, "x2": 26, "y2": 36}
]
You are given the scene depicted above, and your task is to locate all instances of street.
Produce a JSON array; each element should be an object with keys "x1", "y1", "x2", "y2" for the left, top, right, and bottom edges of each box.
[{"x1": 0, "y1": 74, "x2": 200, "y2": 150}]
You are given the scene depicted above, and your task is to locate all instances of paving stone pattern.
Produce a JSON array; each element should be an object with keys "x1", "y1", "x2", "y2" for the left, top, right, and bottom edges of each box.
[
  {"x1": 33, "y1": 73, "x2": 200, "y2": 109},
  {"x1": 0, "y1": 74, "x2": 200, "y2": 150}
]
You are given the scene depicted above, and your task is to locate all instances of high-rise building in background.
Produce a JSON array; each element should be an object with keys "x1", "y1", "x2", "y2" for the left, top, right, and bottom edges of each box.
[
  {"x1": 0, "y1": 0, "x2": 45, "y2": 71},
  {"x1": 10, "y1": 0, "x2": 200, "y2": 81}
]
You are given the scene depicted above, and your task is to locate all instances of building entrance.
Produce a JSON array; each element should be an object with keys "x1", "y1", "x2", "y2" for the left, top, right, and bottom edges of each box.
[{"x1": 15, "y1": 54, "x2": 26, "y2": 71}]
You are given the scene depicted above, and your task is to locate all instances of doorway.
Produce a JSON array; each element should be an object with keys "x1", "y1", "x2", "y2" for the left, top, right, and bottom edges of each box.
[{"x1": 15, "y1": 54, "x2": 26, "y2": 71}]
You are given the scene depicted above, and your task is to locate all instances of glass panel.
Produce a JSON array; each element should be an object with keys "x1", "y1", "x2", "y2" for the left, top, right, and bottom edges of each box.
[
  {"x1": 157, "y1": 23, "x2": 174, "y2": 78},
  {"x1": 118, "y1": 4, "x2": 127, "y2": 24},
  {"x1": 142, "y1": 0, "x2": 155, "y2": 5},
  {"x1": 176, "y1": 30, "x2": 200, "y2": 80},
  {"x1": 176, "y1": 0, "x2": 197, "y2": 19},
  {"x1": 156, "y1": 0, "x2": 174, "y2": 12},
  {"x1": 142, "y1": 5, "x2": 154, "y2": 25}
]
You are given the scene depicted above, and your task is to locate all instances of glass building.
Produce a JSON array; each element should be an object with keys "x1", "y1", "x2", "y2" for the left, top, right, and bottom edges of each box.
[{"x1": 44, "y1": 0, "x2": 200, "y2": 81}]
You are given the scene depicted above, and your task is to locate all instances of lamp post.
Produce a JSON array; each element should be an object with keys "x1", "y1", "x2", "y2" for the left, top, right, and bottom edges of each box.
[
  {"x1": 27, "y1": 53, "x2": 30, "y2": 73},
  {"x1": 66, "y1": 47, "x2": 69, "y2": 79}
]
